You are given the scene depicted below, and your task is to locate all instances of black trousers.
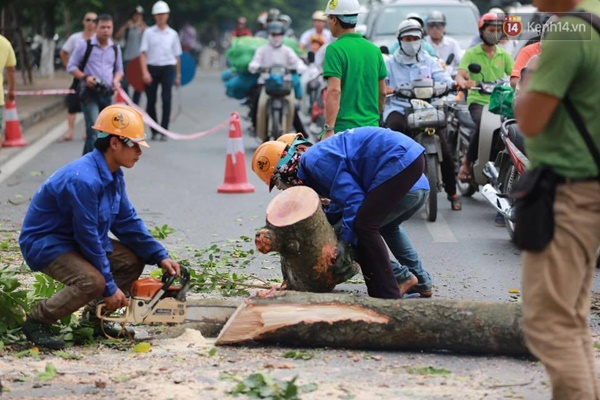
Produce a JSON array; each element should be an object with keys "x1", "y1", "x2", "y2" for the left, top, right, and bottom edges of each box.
[
  {"x1": 385, "y1": 111, "x2": 457, "y2": 197},
  {"x1": 145, "y1": 65, "x2": 175, "y2": 136},
  {"x1": 354, "y1": 154, "x2": 425, "y2": 299},
  {"x1": 466, "y1": 103, "x2": 484, "y2": 164}
]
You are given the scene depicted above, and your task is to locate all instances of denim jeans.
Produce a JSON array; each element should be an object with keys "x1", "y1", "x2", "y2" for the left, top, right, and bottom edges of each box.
[
  {"x1": 81, "y1": 92, "x2": 112, "y2": 155},
  {"x1": 380, "y1": 189, "x2": 432, "y2": 291}
]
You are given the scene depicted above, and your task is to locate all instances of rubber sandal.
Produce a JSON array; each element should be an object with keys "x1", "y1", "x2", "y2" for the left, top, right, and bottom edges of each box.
[{"x1": 448, "y1": 195, "x2": 462, "y2": 211}]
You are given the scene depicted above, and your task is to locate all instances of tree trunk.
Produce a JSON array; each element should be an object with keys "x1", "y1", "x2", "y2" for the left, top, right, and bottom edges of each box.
[
  {"x1": 215, "y1": 292, "x2": 530, "y2": 357},
  {"x1": 254, "y1": 186, "x2": 359, "y2": 292},
  {"x1": 39, "y1": 37, "x2": 55, "y2": 78}
]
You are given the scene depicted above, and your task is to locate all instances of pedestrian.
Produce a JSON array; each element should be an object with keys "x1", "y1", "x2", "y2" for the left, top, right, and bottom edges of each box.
[
  {"x1": 0, "y1": 34, "x2": 16, "y2": 152},
  {"x1": 114, "y1": 5, "x2": 146, "y2": 105},
  {"x1": 139, "y1": 0, "x2": 182, "y2": 141},
  {"x1": 515, "y1": 0, "x2": 600, "y2": 397},
  {"x1": 299, "y1": 10, "x2": 333, "y2": 52},
  {"x1": 67, "y1": 14, "x2": 123, "y2": 155},
  {"x1": 59, "y1": 12, "x2": 97, "y2": 142},
  {"x1": 19, "y1": 104, "x2": 180, "y2": 350},
  {"x1": 321, "y1": 0, "x2": 387, "y2": 140},
  {"x1": 232, "y1": 17, "x2": 253, "y2": 38},
  {"x1": 251, "y1": 127, "x2": 429, "y2": 299},
  {"x1": 384, "y1": 19, "x2": 461, "y2": 212}
]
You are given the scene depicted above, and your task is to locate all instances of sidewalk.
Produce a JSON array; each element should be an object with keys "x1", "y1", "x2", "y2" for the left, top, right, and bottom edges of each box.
[{"x1": 0, "y1": 70, "x2": 72, "y2": 167}]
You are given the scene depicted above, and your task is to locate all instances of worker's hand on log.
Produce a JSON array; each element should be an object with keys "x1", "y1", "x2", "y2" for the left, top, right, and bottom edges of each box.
[{"x1": 333, "y1": 240, "x2": 356, "y2": 280}]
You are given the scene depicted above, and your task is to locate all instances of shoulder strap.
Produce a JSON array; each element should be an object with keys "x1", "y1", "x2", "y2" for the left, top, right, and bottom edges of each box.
[
  {"x1": 559, "y1": 12, "x2": 600, "y2": 177},
  {"x1": 78, "y1": 39, "x2": 93, "y2": 72},
  {"x1": 113, "y1": 44, "x2": 118, "y2": 74}
]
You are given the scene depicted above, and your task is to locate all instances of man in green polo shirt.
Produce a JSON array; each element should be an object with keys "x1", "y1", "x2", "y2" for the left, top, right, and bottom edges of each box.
[
  {"x1": 321, "y1": 0, "x2": 387, "y2": 139},
  {"x1": 455, "y1": 12, "x2": 513, "y2": 181},
  {"x1": 515, "y1": 0, "x2": 600, "y2": 397}
]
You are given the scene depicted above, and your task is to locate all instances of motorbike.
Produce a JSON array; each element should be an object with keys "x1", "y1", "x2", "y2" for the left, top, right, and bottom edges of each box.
[
  {"x1": 447, "y1": 63, "x2": 506, "y2": 197},
  {"x1": 255, "y1": 65, "x2": 297, "y2": 141},
  {"x1": 480, "y1": 119, "x2": 529, "y2": 239},
  {"x1": 389, "y1": 78, "x2": 450, "y2": 222}
]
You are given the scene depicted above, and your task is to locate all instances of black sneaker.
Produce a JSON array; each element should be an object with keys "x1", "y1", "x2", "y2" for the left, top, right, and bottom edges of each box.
[{"x1": 22, "y1": 316, "x2": 65, "y2": 350}]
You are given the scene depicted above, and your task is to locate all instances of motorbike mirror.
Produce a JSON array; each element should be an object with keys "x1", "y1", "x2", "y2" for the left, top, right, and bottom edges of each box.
[
  {"x1": 446, "y1": 53, "x2": 455, "y2": 66},
  {"x1": 307, "y1": 51, "x2": 315, "y2": 64},
  {"x1": 468, "y1": 63, "x2": 482, "y2": 75},
  {"x1": 380, "y1": 45, "x2": 390, "y2": 55}
]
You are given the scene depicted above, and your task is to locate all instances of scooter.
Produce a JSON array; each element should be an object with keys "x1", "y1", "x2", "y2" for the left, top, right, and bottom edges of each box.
[
  {"x1": 448, "y1": 63, "x2": 506, "y2": 197},
  {"x1": 480, "y1": 119, "x2": 529, "y2": 239},
  {"x1": 389, "y1": 79, "x2": 450, "y2": 222},
  {"x1": 255, "y1": 65, "x2": 296, "y2": 141}
]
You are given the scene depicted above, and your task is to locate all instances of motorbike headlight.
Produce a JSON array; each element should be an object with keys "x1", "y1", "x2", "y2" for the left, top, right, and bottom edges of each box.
[{"x1": 414, "y1": 87, "x2": 434, "y2": 99}]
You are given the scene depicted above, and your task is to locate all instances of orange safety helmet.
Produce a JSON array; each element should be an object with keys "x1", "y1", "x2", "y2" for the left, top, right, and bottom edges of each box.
[
  {"x1": 92, "y1": 104, "x2": 149, "y2": 147},
  {"x1": 478, "y1": 12, "x2": 504, "y2": 30},
  {"x1": 251, "y1": 140, "x2": 288, "y2": 191}
]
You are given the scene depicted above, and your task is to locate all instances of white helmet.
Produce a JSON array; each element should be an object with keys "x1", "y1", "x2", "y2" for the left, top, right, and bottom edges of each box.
[
  {"x1": 397, "y1": 19, "x2": 423, "y2": 39},
  {"x1": 152, "y1": 0, "x2": 170, "y2": 15},
  {"x1": 325, "y1": 0, "x2": 361, "y2": 16},
  {"x1": 312, "y1": 10, "x2": 328, "y2": 21}
]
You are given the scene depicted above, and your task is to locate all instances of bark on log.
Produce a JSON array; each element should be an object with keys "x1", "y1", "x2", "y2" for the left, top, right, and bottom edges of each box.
[
  {"x1": 215, "y1": 292, "x2": 530, "y2": 357},
  {"x1": 255, "y1": 186, "x2": 359, "y2": 292}
]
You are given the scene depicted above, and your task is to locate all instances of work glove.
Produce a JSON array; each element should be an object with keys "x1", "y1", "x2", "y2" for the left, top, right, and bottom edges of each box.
[{"x1": 332, "y1": 240, "x2": 356, "y2": 280}]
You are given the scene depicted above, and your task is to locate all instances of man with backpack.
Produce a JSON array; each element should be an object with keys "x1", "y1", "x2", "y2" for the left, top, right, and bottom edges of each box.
[{"x1": 68, "y1": 14, "x2": 123, "y2": 155}]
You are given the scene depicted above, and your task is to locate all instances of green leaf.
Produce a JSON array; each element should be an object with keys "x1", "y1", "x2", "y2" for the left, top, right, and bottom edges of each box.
[
  {"x1": 283, "y1": 350, "x2": 314, "y2": 360},
  {"x1": 52, "y1": 351, "x2": 82, "y2": 360},
  {"x1": 594, "y1": 342, "x2": 600, "y2": 350},
  {"x1": 37, "y1": 363, "x2": 57, "y2": 381},
  {"x1": 406, "y1": 366, "x2": 451, "y2": 376},
  {"x1": 208, "y1": 347, "x2": 217, "y2": 357}
]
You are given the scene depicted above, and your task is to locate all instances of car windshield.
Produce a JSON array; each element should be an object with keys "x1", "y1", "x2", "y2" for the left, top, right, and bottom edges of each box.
[{"x1": 375, "y1": 5, "x2": 478, "y2": 36}]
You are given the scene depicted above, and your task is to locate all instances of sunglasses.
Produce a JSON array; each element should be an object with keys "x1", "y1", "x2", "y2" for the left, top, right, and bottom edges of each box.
[{"x1": 427, "y1": 23, "x2": 445, "y2": 29}]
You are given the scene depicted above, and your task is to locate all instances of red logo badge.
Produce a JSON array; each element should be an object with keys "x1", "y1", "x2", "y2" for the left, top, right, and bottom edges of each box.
[{"x1": 503, "y1": 16, "x2": 523, "y2": 38}]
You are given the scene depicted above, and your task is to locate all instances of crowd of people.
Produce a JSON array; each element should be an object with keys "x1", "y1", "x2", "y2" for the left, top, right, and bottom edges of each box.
[{"x1": 4, "y1": 0, "x2": 599, "y2": 398}]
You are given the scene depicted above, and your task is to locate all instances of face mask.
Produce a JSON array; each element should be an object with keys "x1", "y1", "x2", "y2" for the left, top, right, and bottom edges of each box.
[
  {"x1": 481, "y1": 31, "x2": 501, "y2": 46},
  {"x1": 400, "y1": 40, "x2": 421, "y2": 57},
  {"x1": 269, "y1": 35, "x2": 284, "y2": 48}
]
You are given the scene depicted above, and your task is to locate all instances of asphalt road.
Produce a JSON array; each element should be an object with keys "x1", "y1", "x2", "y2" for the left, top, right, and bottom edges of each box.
[{"x1": 1, "y1": 71, "x2": 599, "y2": 398}]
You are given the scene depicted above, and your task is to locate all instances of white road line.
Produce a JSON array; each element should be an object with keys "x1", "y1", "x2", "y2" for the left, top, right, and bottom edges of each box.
[
  {"x1": 422, "y1": 212, "x2": 458, "y2": 243},
  {"x1": 0, "y1": 116, "x2": 82, "y2": 186}
]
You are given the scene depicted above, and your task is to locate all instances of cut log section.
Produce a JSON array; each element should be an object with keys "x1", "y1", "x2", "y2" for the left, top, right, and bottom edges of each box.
[
  {"x1": 215, "y1": 292, "x2": 530, "y2": 357},
  {"x1": 255, "y1": 186, "x2": 359, "y2": 292}
]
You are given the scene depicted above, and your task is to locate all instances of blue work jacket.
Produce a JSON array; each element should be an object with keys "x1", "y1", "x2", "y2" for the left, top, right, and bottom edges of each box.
[
  {"x1": 297, "y1": 127, "x2": 428, "y2": 245},
  {"x1": 19, "y1": 149, "x2": 168, "y2": 297}
]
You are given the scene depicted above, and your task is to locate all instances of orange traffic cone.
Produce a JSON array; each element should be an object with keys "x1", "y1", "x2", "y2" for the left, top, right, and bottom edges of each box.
[
  {"x1": 217, "y1": 112, "x2": 255, "y2": 193},
  {"x1": 2, "y1": 101, "x2": 27, "y2": 147}
]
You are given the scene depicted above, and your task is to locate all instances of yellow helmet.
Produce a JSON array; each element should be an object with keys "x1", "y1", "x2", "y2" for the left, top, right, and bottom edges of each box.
[
  {"x1": 251, "y1": 141, "x2": 288, "y2": 191},
  {"x1": 277, "y1": 132, "x2": 312, "y2": 147},
  {"x1": 92, "y1": 104, "x2": 149, "y2": 147}
]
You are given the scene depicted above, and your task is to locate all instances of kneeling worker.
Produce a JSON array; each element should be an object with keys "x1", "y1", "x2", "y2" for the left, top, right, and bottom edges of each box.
[{"x1": 19, "y1": 104, "x2": 180, "y2": 350}]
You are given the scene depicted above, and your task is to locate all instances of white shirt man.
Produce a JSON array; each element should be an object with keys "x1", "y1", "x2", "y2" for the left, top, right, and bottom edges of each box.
[
  {"x1": 139, "y1": 25, "x2": 181, "y2": 67},
  {"x1": 425, "y1": 35, "x2": 462, "y2": 68}
]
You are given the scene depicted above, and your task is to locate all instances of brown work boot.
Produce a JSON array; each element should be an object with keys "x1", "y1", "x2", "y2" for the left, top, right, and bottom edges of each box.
[
  {"x1": 22, "y1": 315, "x2": 65, "y2": 350},
  {"x1": 398, "y1": 275, "x2": 418, "y2": 296}
]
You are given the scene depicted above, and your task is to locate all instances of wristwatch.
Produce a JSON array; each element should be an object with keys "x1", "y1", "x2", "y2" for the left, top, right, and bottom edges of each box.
[{"x1": 323, "y1": 124, "x2": 334, "y2": 131}]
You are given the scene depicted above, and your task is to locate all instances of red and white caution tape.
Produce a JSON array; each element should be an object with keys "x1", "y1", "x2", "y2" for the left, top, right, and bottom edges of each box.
[
  {"x1": 117, "y1": 88, "x2": 229, "y2": 140},
  {"x1": 6, "y1": 89, "x2": 75, "y2": 95}
]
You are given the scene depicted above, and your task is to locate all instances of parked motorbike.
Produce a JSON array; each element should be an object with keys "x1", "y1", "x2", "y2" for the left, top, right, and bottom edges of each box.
[
  {"x1": 447, "y1": 63, "x2": 506, "y2": 197},
  {"x1": 480, "y1": 119, "x2": 529, "y2": 239},
  {"x1": 255, "y1": 65, "x2": 297, "y2": 141},
  {"x1": 389, "y1": 78, "x2": 450, "y2": 222}
]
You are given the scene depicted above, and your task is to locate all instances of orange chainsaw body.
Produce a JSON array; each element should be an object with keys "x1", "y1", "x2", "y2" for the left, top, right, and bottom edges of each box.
[{"x1": 131, "y1": 278, "x2": 181, "y2": 299}]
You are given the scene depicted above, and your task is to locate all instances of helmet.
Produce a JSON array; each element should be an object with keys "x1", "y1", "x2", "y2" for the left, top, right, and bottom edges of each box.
[
  {"x1": 267, "y1": 21, "x2": 286, "y2": 35},
  {"x1": 312, "y1": 10, "x2": 328, "y2": 22},
  {"x1": 325, "y1": 0, "x2": 361, "y2": 16},
  {"x1": 397, "y1": 19, "x2": 423, "y2": 39},
  {"x1": 277, "y1": 133, "x2": 312, "y2": 147},
  {"x1": 279, "y1": 14, "x2": 292, "y2": 27},
  {"x1": 92, "y1": 105, "x2": 149, "y2": 147},
  {"x1": 426, "y1": 10, "x2": 446, "y2": 25},
  {"x1": 478, "y1": 12, "x2": 504, "y2": 29},
  {"x1": 152, "y1": 1, "x2": 170, "y2": 15},
  {"x1": 488, "y1": 7, "x2": 505, "y2": 15},
  {"x1": 134, "y1": 5, "x2": 144, "y2": 14},
  {"x1": 251, "y1": 141, "x2": 288, "y2": 190},
  {"x1": 406, "y1": 12, "x2": 424, "y2": 28},
  {"x1": 267, "y1": 8, "x2": 281, "y2": 22},
  {"x1": 237, "y1": 16, "x2": 247, "y2": 24}
]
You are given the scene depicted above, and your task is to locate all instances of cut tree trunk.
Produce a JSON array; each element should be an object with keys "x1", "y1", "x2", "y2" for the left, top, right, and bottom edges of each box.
[
  {"x1": 254, "y1": 186, "x2": 359, "y2": 292},
  {"x1": 215, "y1": 292, "x2": 530, "y2": 357}
]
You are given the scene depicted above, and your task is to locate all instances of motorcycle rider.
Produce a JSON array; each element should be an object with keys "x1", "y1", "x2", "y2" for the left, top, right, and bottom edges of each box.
[
  {"x1": 278, "y1": 15, "x2": 296, "y2": 39},
  {"x1": 389, "y1": 14, "x2": 437, "y2": 58},
  {"x1": 455, "y1": 13, "x2": 513, "y2": 184},
  {"x1": 248, "y1": 21, "x2": 307, "y2": 140},
  {"x1": 383, "y1": 19, "x2": 461, "y2": 211},
  {"x1": 299, "y1": 11, "x2": 333, "y2": 52},
  {"x1": 424, "y1": 11, "x2": 462, "y2": 72}
]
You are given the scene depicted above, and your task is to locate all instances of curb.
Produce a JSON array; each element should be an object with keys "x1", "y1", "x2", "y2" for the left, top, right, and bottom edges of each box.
[{"x1": 19, "y1": 98, "x2": 67, "y2": 131}]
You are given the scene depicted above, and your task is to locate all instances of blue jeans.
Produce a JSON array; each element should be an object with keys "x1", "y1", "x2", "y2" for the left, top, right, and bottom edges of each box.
[
  {"x1": 380, "y1": 189, "x2": 432, "y2": 291},
  {"x1": 81, "y1": 92, "x2": 112, "y2": 155}
]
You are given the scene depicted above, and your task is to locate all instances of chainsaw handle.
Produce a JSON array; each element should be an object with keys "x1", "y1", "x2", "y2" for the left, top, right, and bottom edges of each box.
[{"x1": 96, "y1": 302, "x2": 129, "y2": 323}]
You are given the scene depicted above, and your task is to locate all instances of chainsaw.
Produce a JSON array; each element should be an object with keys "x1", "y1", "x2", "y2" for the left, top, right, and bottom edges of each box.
[{"x1": 96, "y1": 266, "x2": 191, "y2": 324}]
